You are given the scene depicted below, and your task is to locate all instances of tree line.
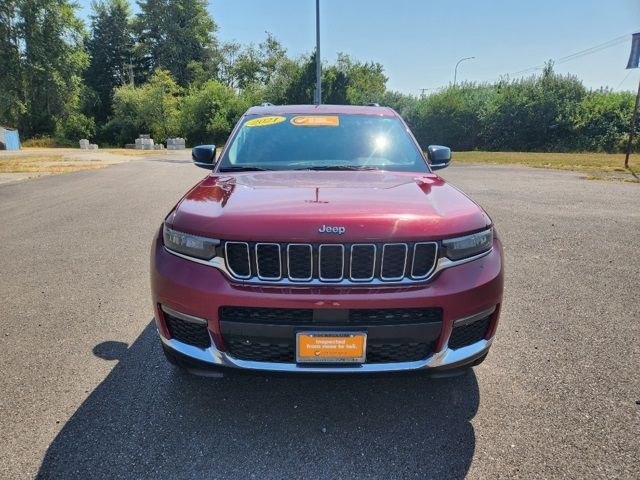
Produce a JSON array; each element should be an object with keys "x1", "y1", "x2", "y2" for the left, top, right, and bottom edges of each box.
[{"x1": 0, "y1": 0, "x2": 637, "y2": 152}]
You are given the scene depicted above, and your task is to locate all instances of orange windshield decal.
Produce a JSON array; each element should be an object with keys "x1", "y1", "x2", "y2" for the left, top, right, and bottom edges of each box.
[{"x1": 291, "y1": 115, "x2": 340, "y2": 127}]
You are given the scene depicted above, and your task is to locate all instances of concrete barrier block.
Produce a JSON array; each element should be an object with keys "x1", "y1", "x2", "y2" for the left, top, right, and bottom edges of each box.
[{"x1": 167, "y1": 137, "x2": 186, "y2": 150}]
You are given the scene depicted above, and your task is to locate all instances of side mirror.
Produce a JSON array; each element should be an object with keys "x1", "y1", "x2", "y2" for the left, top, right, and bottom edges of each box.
[
  {"x1": 192, "y1": 145, "x2": 216, "y2": 169},
  {"x1": 427, "y1": 145, "x2": 452, "y2": 170}
]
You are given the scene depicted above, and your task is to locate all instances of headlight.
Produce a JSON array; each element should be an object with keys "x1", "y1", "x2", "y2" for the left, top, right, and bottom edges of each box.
[
  {"x1": 442, "y1": 228, "x2": 493, "y2": 261},
  {"x1": 163, "y1": 224, "x2": 219, "y2": 260}
]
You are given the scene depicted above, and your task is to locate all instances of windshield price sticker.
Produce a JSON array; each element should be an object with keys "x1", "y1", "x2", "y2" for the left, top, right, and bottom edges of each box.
[
  {"x1": 245, "y1": 116, "x2": 286, "y2": 127},
  {"x1": 291, "y1": 115, "x2": 340, "y2": 127}
]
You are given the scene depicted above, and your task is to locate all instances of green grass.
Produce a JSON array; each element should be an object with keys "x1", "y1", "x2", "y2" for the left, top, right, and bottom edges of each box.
[{"x1": 452, "y1": 151, "x2": 639, "y2": 183}]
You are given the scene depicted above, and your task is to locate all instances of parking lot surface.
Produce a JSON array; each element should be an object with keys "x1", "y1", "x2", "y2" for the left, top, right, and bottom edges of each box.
[{"x1": 0, "y1": 157, "x2": 638, "y2": 479}]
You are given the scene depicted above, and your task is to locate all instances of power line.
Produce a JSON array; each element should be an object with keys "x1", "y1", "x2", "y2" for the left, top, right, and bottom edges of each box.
[
  {"x1": 555, "y1": 35, "x2": 629, "y2": 64},
  {"x1": 417, "y1": 33, "x2": 635, "y2": 93},
  {"x1": 506, "y1": 33, "x2": 632, "y2": 79},
  {"x1": 616, "y1": 70, "x2": 633, "y2": 90}
]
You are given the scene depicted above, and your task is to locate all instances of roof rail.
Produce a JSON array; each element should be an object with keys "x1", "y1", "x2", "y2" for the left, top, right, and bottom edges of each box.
[
  {"x1": 260, "y1": 102, "x2": 274, "y2": 107},
  {"x1": 367, "y1": 103, "x2": 380, "y2": 107}
]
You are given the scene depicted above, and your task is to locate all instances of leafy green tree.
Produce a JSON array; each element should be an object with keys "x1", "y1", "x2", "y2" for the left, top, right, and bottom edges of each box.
[
  {"x1": 321, "y1": 64, "x2": 349, "y2": 104},
  {"x1": 283, "y1": 53, "x2": 317, "y2": 104},
  {"x1": 217, "y1": 33, "x2": 288, "y2": 90},
  {"x1": 106, "y1": 69, "x2": 181, "y2": 144},
  {"x1": 100, "y1": 81, "x2": 143, "y2": 144},
  {"x1": 281, "y1": 52, "x2": 387, "y2": 106},
  {"x1": 573, "y1": 90, "x2": 637, "y2": 152},
  {"x1": 261, "y1": 56, "x2": 303, "y2": 104},
  {"x1": 336, "y1": 54, "x2": 387, "y2": 105},
  {"x1": 377, "y1": 90, "x2": 417, "y2": 117},
  {"x1": 481, "y1": 64, "x2": 586, "y2": 151},
  {"x1": 135, "y1": 0, "x2": 218, "y2": 86},
  {"x1": 12, "y1": 0, "x2": 91, "y2": 138},
  {"x1": 213, "y1": 40, "x2": 242, "y2": 87},
  {"x1": 406, "y1": 83, "x2": 494, "y2": 150},
  {"x1": 180, "y1": 79, "x2": 248, "y2": 145},
  {"x1": 0, "y1": 0, "x2": 25, "y2": 128},
  {"x1": 85, "y1": 0, "x2": 135, "y2": 123},
  {"x1": 140, "y1": 69, "x2": 182, "y2": 140}
]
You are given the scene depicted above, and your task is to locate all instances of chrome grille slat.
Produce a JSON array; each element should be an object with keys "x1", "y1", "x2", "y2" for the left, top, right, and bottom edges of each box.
[{"x1": 222, "y1": 241, "x2": 439, "y2": 285}]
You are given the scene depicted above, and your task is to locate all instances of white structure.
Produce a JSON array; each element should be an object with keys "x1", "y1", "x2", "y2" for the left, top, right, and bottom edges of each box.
[
  {"x1": 167, "y1": 138, "x2": 186, "y2": 150},
  {"x1": 79, "y1": 139, "x2": 90, "y2": 149},
  {"x1": 135, "y1": 136, "x2": 154, "y2": 150}
]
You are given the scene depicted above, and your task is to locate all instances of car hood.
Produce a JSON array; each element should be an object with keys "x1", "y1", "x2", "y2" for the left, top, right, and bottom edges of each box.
[{"x1": 168, "y1": 171, "x2": 491, "y2": 242}]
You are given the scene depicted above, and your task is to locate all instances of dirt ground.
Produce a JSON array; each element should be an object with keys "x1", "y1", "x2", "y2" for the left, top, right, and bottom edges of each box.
[{"x1": 0, "y1": 148, "x2": 188, "y2": 185}]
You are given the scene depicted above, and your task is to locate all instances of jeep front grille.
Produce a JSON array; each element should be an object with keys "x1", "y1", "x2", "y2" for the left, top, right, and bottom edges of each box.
[{"x1": 222, "y1": 241, "x2": 437, "y2": 285}]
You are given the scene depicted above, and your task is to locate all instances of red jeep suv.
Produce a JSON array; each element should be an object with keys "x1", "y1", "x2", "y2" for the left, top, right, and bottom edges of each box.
[{"x1": 150, "y1": 104, "x2": 504, "y2": 375}]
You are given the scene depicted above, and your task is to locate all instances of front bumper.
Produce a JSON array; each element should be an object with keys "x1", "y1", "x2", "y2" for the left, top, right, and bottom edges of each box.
[{"x1": 151, "y1": 230, "x2": 504, "y2": 374}]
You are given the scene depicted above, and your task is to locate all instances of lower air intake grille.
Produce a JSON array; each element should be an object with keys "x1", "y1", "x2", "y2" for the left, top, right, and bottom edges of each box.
[
  {"x1": 219, "y1": 307, "x2": 442, "y2": 326},
  {"x1": 448, "y1": 315, "x2": 492, "y2": 350},
  {"x1": 366, "y1": 342, "x2": 432, "y2": 363},
  {"x1": 164, "y1": 312, "x2": 211, "y2": 349},
  {"x1": 226, "y1": 340, "x2": 432, "y2": 364},
  {"x1": 220, "y1": 307, "x2": 314, "y2": 324},
  {"x1": 348, "y1": 308, "x2": 442, "y2": 325},
  {"x1": 226, "y1": 340, "x2": 294, "y2": 363}
]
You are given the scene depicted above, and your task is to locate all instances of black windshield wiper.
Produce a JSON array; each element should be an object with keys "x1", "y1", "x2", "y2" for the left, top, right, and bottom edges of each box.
[
  {"x1": 294, "y1": 165, "x2": 380, "y2": 171},
  {"x1": 218, "y1": 166, "x2": 270, "y2": 172}
]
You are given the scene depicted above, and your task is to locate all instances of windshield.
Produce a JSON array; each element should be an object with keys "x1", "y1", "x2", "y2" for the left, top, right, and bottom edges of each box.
[{"x1": 217, "y1": 114, "x2": 429, "y2": 173}]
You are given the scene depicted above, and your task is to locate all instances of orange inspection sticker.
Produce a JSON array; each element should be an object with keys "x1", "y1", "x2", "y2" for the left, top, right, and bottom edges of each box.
[
  {"x1": 244, "y1": 116, "x2": 286, "y2": 127},
  {"x1": 291, "y1": 115, "x2": 340, "y2": 127},
  {"x1": 296, "y1": 333, "x2": 366, "y2": 363}
]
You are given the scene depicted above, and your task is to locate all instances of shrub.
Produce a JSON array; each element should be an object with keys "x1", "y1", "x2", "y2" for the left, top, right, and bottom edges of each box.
[
  {"x1": 107, "y1": 69, "x2": 181, "y2": 145},
  {"x1": 573, "y1": 90, "x2": 637, "y2": 152},
  {"x1": 55, "y1": 112, "x2": 96, "y2": 143},
  {"x1": 406, "y1": 83, "x2": 494, "y2": 150},
  {"x1": 180, "y1": 79, "x2": 249, "y2": 145}
]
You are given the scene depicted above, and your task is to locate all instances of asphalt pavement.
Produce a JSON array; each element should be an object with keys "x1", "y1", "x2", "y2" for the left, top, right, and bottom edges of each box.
[{"x1": 0, "y1": 156, "x2": 638, "y2": 479}]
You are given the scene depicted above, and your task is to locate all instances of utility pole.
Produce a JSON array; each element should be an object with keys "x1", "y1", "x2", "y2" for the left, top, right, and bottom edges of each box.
[
  {"x1": 625, "y1": 78, "x2": 640, "y2": 168},
  {"x1": 315, "y1": 0, "x2": 321, "y2": 105},
  {"x1": 453, "y1": 56, "x2": 475, "y2": 86},
  {"x1": 625, "y1": 33, "x2": 640, "y2": 168}
]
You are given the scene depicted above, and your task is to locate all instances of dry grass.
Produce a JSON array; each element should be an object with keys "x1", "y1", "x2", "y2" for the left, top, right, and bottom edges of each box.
[
  {"x1": 453, "y1": 151, "x2": 639, "y2": 183},
  {"x1": 15, "y1": 147, "x2": 159, "y2": 156},
  {"x1": 20, "y1": 137, "x2": 61, "y2": 148},
  {"x1": 0, "y1": 147, "x2": 166, "y2": 176},
  {"x1": 0, "y1": 155, "x2": 109, "y2": 174},
  {"x1": 102, "y1": 148, "x2": 163, "y2": 156}
]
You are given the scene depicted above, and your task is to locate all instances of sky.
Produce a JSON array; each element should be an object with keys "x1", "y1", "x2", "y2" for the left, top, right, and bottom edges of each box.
[{"x1": 76, "y1": 0, "x2": 640, "y2": 94}]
